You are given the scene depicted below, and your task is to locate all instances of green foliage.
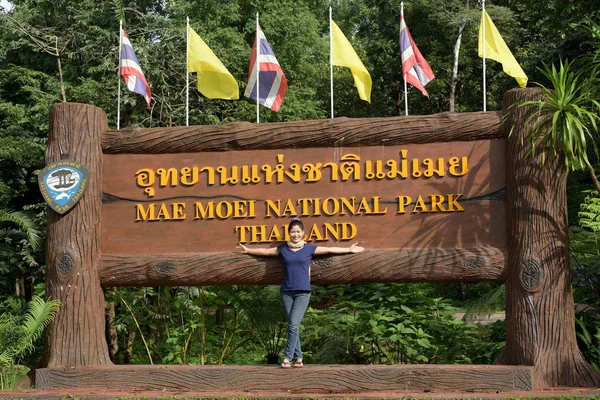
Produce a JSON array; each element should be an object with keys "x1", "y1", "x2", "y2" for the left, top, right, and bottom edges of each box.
[
  {"x1": 106, "y1": 286, "x2": 269, "y2": 366},
  {"x1": 511, "y1": 60, "x2": 600, "y2": 172},
  {"x1": 571, "y1": 193, "x2": 600, "y2": 307},
  {"x1": 508, "y1": 16, "x2": 600, "y2": 194},
  {"x1": 579, "y1": 191, "x2": 600, "y2": 232},
  {"x1": 571, "y1": 190, "x2": 600, "y2": 372},
  {"x1": 230, "y1": 285, "x2": 286, "y2": 364},
  {"x1": 0, "y1": 209, "x2": 42, "y2": 252},
  {"x1": 0, "y1": 207, "x2": 45, "y2": 302},
  {"x1": 303, "y1": 284, "x2": 505, "y2": 365},
  {"x1": 0, "y1": 295, "x2": 61, "y2": 389},
  {"x1": 576, "y1": 314, "x2": 600, "y2": 371}
]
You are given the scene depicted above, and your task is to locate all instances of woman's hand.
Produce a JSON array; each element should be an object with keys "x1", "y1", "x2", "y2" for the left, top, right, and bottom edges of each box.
[
  {"x1": 238, "y1": 243, "x2": 249, "y2": 253},
  {"x1": 349, "y1": 243, "x2": 365, "y2": 253}
]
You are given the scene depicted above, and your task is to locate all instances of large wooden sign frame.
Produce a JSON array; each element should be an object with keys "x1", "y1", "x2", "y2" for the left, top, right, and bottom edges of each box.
[{"x1": 37, "y1": 89, "x2": 600, "y2": 393}]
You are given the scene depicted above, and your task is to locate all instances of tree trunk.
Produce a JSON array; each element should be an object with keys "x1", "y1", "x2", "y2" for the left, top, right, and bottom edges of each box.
[
  {"x1": 438, "y1": 283, "x2": 446, "y2": 297},
  {"x1": 105, "y1": 291, "x2": 119, "y2": 364},
  {"x1": 16, "y1": 276, "x2": 26, "y2": 304},
  {"x1": 495, "y1": 88, "x2": 600, "y2": 388},
  {"x1": 395, "y1": 85, "x2": 402, "y2": 116},
  {"x1": 124, "y1": 331, "x2": 136, "y2": 365},
  {"x1": 588, "y1": 166, "x2": 600, "y2": 193},
  {"x1": 55, "y1": 38, "x2": 66, "y2": 103},
  {"x1": 43, "y1": 103, "x2": 111, "y2": 367},
  {"x1": 449, "y1": 22, "x2": 466, "y2": 112},
  {"x1": 457, "y1": 282, "x2": 468, "y2": 301}
]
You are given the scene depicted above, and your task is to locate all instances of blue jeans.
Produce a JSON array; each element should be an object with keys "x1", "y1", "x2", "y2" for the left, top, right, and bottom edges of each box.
[{"x1": 281, "y1": 290, "x2": 310, "y2": 361}]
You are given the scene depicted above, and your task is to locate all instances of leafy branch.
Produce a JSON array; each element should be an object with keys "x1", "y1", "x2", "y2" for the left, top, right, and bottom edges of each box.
[{"x1": 509, "y1": 60, "x2": 600, "y2": 193}]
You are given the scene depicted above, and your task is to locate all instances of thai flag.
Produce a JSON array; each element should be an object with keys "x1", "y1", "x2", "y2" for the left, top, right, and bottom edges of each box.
[
  {"x1": 120, "y1": 29, "x2": 152, "y2": 109},
  {"x1": 244, "y1": 27, "x2": 287, "y2": 112},
  {"x1": 400, "y1": 16, "x2": 435, "y2": 97}
]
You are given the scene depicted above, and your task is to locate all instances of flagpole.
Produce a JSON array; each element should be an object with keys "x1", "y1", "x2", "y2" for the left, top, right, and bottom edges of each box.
[
  {"x1": 256, "y1": 13, "x2": 260, "y2": 123},
  {"x1": 482, "y1": 0, "x2": 487, "y2": 112},
  {"x1": 186, "y1": 17, "x2": 190, "y2": 126},
  {"x1": 117, "y1": 20, "x2": 122, "y2": 129},
  {"x1": 329, "y1": 7, "x2": 334, "y2": 119},
  {"x1": 401, "y1": 3, "x2": 408, "y2": 116}
]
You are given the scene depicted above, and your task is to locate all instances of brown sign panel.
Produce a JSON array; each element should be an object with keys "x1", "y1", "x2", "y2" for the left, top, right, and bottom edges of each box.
[{"x1": 102, "y1": 139, "x2": 506, "y2": 254}]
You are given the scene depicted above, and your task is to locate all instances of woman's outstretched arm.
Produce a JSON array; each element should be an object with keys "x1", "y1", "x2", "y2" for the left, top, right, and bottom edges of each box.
[
  {"x1": 314, "y1": 243, "x2": 365, "y2": 255},
  {"x1": 238, "y1": 243, "x2": 279, "y2": 256}
]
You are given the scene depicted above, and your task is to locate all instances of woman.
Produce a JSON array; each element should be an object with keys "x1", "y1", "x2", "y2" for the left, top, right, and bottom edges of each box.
[{"x1": 238, "y1": 217, "x2": 365, "y2": 369}]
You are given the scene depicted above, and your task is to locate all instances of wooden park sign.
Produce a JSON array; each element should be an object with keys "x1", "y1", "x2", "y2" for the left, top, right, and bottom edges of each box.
[{"x1": 37, "y1": 88, "x2": 600, "y2": 393}]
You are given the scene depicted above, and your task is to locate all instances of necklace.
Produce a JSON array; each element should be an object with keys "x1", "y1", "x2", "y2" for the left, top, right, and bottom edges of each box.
[{"x1": 287, "y1": 240, "x2": 305, "y2": 250}]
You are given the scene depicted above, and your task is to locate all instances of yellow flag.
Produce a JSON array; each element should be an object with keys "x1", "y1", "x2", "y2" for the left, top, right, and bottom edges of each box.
[
  {"x1": 331, "y1": 20, "x2": 372, "y2": 103},
  {"x1": 478, "y1": 11, "x2": 527, "y2": 88},
  {"x1": 188, "y1": 27, "x2": 239, "y2": 99}
]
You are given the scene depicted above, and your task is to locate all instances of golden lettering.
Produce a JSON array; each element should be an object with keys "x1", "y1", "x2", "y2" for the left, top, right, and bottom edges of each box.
[
  {"x1": 268, "y1": 225, "x2": 284, "y2": 241},
  {"x1": 339, "y1": 197, "x2": 355, "y2": 215},
  {"x1": 312, "y1": 198, "x2": 322, "y2": 216},
  {"x1": 396, "y1": 193, "x2": 464, "y2": 214},
  {"x1": 248, "y1": 200, "x2": 256, "y2": 217},
  {"x1": 215, "y1": 201, "x2": 233, "y2": 219},
  {"x1": 324, "y1": 223, "x2": 340, "y2": 241},
  {"x1": 133, "y1": 150, "x2": 471, "y2": 193},
  {"x1": 282, "y1": 199, "x2": 298, "y2": 216},
  {"x1": 135, "y1": 202, "x2": 188, "y2": 221},
  {"x1": 232, "y1": 200, "x2": 256, "y2": 218},
  {"x1": 136, "y1": 203, "x2": 154, "y2": 221},
  {"x1": 341, "y1": 222, "x2": 357, "y2": 240},
  {"x1": 171, "y1": 203, "x2": 186, "y2": 220},
  {"x1": 235, "y1": 225, "x2": 251, "y2": 242},
  {"x1": 430, "y1": 195, "x2": 446, "y2": 212},
  {"x1": 233, "y1": 201, "x2": 245, "y2": 218},
  {"x1": 155, "y1": 203, "x2": 171, "y2": 219},
  {"x1": 296, "y1": 198, "x2": 312, "y2": 216},
  {"x1": 265, "y1": 199, "x2": 281, "y2": 217},
  {"x1": 250, "y1": 225, "x2": 268, "y2": 243},
  {"x1": 322, "y1": 197, "x2": 339, "y2": 216},
  {"x1": 397, "y1": 196, "x2": 412, "y2": 214},
  {"x1": 234, "y1": 222, "x2": 358, "y2": 244},
  {"x1": 412, "y1": 196, "x2": 429, "y2": 213},
  {"x1": 371, "y1": 196, "x2": 387, "y2": 214},
  {"x1": 306, "y1": 224, "x2": 324, "y2": 241},
  {"x1": 194, "y1": 202, "x2": 215, "y2": 219},
  {"x1": 447, "y1": 193, "x2": 464, "y2": 211}
]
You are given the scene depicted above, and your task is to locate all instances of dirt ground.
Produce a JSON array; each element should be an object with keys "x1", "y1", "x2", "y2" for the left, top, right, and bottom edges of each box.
[{"x1": 1, "y1": 387, "x2": 600, "y2": 399}]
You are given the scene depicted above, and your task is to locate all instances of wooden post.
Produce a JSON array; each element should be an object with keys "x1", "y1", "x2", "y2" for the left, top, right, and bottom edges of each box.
[
  {"x1": 497, "y1": 88, "x2": 600, "y2": 387},
  {"x1": 44, "y1": 103, "x2": 111, "y2": 366}
]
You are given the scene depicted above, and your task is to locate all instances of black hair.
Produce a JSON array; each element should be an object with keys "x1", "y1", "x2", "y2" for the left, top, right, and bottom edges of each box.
[{"x1": 289, "y1": 217, "x2": 304, "y2": 231}]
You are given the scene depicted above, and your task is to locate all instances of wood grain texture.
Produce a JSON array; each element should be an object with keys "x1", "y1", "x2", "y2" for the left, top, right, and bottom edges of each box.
[
  {"x1": 44, "y1": 103, "x2": 111, "y2": 367},
  {"x1": 35, "y1": 364, "x2": 533, "y2": 392},
  {"x1": 98, "y1": 247, "x2": 506, "y2": 287},
  {"x1": 101, "y1": 140, "x2": 506, "y2": 254},
  {"x1": 102, "y1": 111, "x2": 504, "y2": 153},
  {"x1": 496, "y1": 88, "x2": 600, "y2": 388}
]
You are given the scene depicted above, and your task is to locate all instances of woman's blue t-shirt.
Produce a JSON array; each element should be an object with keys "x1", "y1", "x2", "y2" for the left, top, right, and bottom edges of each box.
[{"x1": 277, "y1": 243, "x2": 317, "y2": 292}]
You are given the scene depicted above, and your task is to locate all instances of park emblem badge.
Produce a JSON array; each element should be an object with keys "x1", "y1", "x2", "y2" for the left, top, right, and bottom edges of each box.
[{"x1": 38, "y1": 160, "x2": 90, "y2": 214}]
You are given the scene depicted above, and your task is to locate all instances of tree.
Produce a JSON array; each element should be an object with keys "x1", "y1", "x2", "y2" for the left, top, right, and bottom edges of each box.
[{"x1": 511, "y1": 16, "x2": 600, "y2": 193}]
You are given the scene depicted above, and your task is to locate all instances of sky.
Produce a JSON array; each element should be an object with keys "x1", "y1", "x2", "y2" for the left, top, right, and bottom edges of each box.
[{"x1": 0, "y1": 0, "x2": 12, "y2": 11}]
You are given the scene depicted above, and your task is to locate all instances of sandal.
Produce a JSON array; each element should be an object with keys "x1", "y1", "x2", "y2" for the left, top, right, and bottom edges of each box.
[
  {"x1": 281, "y1": 360, "x2": 291, "y2": 369},
  {"x1": 294, "y1": 360, "x2": 304, "y2": 368}
]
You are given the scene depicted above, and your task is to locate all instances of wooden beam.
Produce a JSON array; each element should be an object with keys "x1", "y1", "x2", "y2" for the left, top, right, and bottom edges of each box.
[
  {"x1": 36, "y1": 364, "x2": 533, "y2": 392},
  {"x1": 102, "y1": 111, "x2": 504, "y2": 154},
  {"x1": 99, "y1": 247, "x2": 506, "y2": 287}
]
